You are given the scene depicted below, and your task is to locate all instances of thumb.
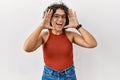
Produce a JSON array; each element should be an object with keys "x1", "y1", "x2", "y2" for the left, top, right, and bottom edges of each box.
[
  {"x1": 48, "y1": 26, "x2": 54, "y2": 29},
  {"x1": 64, "y1": 25, "x2": 69, "y2": 29}
]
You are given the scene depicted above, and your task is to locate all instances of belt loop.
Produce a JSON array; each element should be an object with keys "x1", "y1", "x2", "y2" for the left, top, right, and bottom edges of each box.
[
  {"x1": 50, "y1": 69, "x2": 53, "y2": 76},
  {"x1": 65, "y1": 69, "x2": 67, "y2": 75}
]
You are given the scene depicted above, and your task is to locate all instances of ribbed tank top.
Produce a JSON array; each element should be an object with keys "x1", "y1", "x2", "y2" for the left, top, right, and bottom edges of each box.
[{"x1": 43, "y1": 30, "x2": 73, "y2": 70}]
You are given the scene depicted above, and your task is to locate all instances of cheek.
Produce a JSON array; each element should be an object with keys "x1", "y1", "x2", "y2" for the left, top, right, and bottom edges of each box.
[
  {"x1": 50, "y1": 19, "x2": 55, "y2": 25},
  {"x1": 51, "y1": 20, "x2": 56, "y2": 24},
  {"x1": 64, "y1": 20, "x2": 66, "y2": 25},
  {"x1": 50, "y1": 18, "x2": 53, "y2": 22}
]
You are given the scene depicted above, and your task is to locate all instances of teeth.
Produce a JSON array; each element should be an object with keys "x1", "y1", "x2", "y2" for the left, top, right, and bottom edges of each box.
[{"x1": 57, "y1": 23, "x2": 62, "y2": 25}]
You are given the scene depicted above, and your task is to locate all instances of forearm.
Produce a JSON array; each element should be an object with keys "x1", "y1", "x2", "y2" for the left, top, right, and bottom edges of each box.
[
  {"x1": 77, "y1": 27, "x2": 97, "y2": 47},
  {"x1": 24, "y1": 24, "x2": 44, "y2": 52}
]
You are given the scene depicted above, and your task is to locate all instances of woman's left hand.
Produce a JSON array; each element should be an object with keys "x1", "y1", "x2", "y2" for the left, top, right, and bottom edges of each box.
[{"x1": 64, "y1": 9, "x2": 79, "y2": 29}]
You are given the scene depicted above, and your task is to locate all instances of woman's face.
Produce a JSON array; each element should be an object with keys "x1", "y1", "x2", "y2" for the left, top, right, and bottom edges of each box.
[{"x1": 51, "y1": 9, "x2": 66, "y2": 31}]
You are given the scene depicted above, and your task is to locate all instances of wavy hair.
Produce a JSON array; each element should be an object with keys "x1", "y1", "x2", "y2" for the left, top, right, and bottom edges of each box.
[{"x1": 43, "y1": 2, "x2": 69, "y2": 26}]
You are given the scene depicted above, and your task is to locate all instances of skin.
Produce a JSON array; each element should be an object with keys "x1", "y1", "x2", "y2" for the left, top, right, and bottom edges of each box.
[{"x1": 23, "y1": 8, "x2": 97, "y2": 52}]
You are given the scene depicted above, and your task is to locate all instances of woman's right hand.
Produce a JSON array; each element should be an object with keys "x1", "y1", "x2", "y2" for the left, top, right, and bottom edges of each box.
[{"x1": 41, "y1": 9, "x2": 54, "y2": 29}]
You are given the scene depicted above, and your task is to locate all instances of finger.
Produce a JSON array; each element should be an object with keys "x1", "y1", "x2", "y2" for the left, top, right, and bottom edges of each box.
[
  {"x1": 47, "y1": 9, "x2": 53, "y2": 14},
  {"x1": 71, "y1": 10, "x2": 75, "y2": 17},
  {"x1": 44, "y1": 9, "x2": 52, "y2": 22},
  {"x1": 44, "y1": 11, "x2": 48, "y2": 18},
  {"x1": 49, "y1": 9, "x2": 53, "y2": 18},
  {"x1": 68, "y1": 9, "x2": 71, "y2": 17},
  {"x1": 47, "y1": 9, "x2": 53, "y2": 19},
  {"x1": 45, "y1": 9, "x2": 50, "y2": 16},
  {"x1": 69, "y1": 9, "x2": 73, "y2": 17},
  {"x1": 47, "y1": 9, "x2": 51, "y2": 16},
  {"x1": 50, "y1": 9, "x2": 53, "y2": 14},
  {"x1": 47, "y1": 9, "x2": 50, "y2": 13},
  {"x1": 74, "y1": 11, "x2": 77, "y2": 18},
  {"x1": 44, "y1": 9, "x2": 50, "y2": 19}
]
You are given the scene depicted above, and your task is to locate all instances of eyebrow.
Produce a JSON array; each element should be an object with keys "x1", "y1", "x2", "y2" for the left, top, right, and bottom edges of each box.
[{"x1": 54, "y1": 14, "x2": 66, "y2": 16}]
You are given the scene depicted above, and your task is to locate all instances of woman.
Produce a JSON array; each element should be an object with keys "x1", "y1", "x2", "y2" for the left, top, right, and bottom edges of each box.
[{"x1": 23, "y1": 2, "x2": 97, "y2": 80}]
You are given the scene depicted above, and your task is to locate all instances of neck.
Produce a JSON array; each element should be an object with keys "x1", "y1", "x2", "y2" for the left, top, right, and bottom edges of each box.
[{"x1": 52, "y1": 29, "x2": 63, "y2": 35}]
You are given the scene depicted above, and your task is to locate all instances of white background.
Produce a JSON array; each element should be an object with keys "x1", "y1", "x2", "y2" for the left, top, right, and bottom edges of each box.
[{"x1": 0, "y1": 0, "x2": 120, "y2": 80}]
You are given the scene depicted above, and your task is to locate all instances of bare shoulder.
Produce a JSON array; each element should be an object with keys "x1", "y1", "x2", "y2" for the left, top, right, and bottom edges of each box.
[
  {"x1": 41, "y1": 30, "x2": 49, "y2": 44},
  {"x1": 65, "y1": 31, "x2": 76, "y2": 43},
  {"x1": 41, "y1": 31, "x2": 48, "y2": 36}
]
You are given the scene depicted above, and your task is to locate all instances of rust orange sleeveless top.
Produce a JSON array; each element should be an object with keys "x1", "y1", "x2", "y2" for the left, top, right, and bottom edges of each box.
[{"x1": 43, "y1": 30, "x2": 73, "y2": 70}]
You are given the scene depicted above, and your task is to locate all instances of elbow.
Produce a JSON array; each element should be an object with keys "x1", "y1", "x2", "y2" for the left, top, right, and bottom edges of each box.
[
  {"x1": 90, "y1": 44, "x2": 97, "y2": 48},
  {"x1": 88, "y1": 42, "x2": 97, "y2": 48},
  {"x1": 24, "y1": 48, "x2": 32, "y2": 53},
  {"x1": 23, "y1": 46, "x2": 34, "y2": 53}
]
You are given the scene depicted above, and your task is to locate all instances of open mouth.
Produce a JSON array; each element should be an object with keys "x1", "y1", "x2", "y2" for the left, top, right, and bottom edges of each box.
[{"x1": 56, "y1": 23, "x2": 63, "y2": 28}]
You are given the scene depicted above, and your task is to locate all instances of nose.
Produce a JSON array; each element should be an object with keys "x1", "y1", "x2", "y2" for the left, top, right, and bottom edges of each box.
[{"x1": 58, "y1": 16, "x2": 63, "y2": 21}]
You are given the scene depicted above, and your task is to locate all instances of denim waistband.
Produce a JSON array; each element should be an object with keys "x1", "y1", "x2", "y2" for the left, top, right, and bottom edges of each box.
[{"x1": 43, "y1": 65, "x2": 75, "y2": 76}]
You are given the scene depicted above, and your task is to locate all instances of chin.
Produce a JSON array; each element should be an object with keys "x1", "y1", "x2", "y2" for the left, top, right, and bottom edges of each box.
[
  {"x1": 56, "y1": 28, "x2": 63, "y2": 31},
  {"x1": 56, "y1": 29, "x2": 62, "y2": 32}
]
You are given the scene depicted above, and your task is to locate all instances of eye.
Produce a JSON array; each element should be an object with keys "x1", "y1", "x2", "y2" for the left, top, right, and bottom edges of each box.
[
  {"x1": 54, "y1": 15, "x2": 59, "y2": 18},
  {"x1": 62, "y1": 15, "x2": 66, "y2": 19},
  {"x1": 53, "y1": 14, "x2": 66, "y2": 19}
]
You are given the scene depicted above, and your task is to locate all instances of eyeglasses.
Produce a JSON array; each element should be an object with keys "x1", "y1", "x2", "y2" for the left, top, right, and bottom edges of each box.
[{"x1": 53, "y1": 14, "x2": 66, "y2": 19}]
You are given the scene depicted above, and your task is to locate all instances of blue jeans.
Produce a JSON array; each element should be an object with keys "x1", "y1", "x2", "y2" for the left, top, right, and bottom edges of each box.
[{"x1": 42, "y1": 65, "x2": 77, "y2": 80}]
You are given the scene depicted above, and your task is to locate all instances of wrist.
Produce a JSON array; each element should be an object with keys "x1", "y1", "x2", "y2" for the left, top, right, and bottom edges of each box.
[
  {"x1": 76, "y1": 24, "x2": 82, "y2": 30},
  {"x1": 39, "y1": 23, "x2": 45, "y2": 29}
]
